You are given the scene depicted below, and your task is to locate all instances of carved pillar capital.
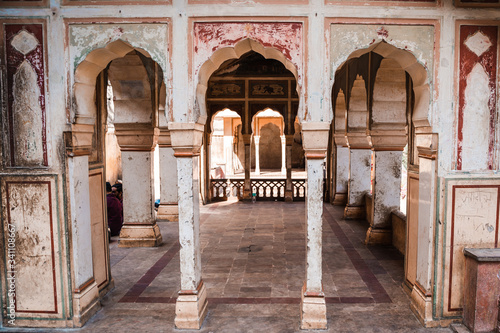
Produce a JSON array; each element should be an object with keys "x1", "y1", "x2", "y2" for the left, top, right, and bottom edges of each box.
[
  {"x1": 158, "y1": 128, "x2": 172, "y2": 148},
  {"x1": 346, "y1": 132, "x2": 371, "y2": 150},
  {"x1": 168, "y1": 122, "x2": 204, "y2": 156},
  {"x1": 301, "y1": 122, "x2": 330, "y2": 158},
  {"x1": 416, "y1": 131, "x2": 438, "y2": 160},
  {"x1": 115, "y1": 123, "x2": 159, "y2": 151},
  {"x1": 368, "y1": 129, "x2": 407, "y2": 151},
  {"x1": 64, "y1": 123, "x2": 94, "y2": 156}
]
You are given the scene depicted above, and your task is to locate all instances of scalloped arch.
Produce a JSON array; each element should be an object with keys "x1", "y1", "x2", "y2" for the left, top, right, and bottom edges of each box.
[
  {"x1": 333, "y1": 41, "x2": 431, "y2": 128},
  {"x1": 72, "y1": 39, "x2": 154, "y2": 124},
  {"x1": 196, "y1": 38, "x2": 300, "y2": 125}
]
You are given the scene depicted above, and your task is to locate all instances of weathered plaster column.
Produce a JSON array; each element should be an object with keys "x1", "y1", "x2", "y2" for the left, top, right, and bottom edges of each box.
[
  {"x1": 281, "y1": 135, "x2": 286, "y2": 175},
  {"x1": 300, "y1": 122, "x2": 329, "y2": 330},
  {"x1": 242, "y1": 134, "x2": 252, "y2": 199},
  {"x1": 169, "y1": 122, "x2": 208, "y2": 329},
  {"x1": 333, "y1": 89, "x2": 348, "y2": 206},
  {"x1": 254, "y1": 135, "x2": 261, "y2": 175},
  {"x1": 115, "y1": 123, "x2": 162, "y2": 247},
  {"x1": 344, "y1": 148, "x2": 371, "y2": 219},
  {"x1": 333, "y1": 146, "x2": 349, "y2": 205},
  {"x1": 410, "y1": 133, "x2": 438, "y2": 326},
  {"x1": 157, "y1": 128, "x2": 178, "y2": 221},
  {"x1": 285, "y1": 135, "x2": 294, "y2": 202},
  {"x1": 64, "y1": 126, "x2": 101, "y2": 326},
  {"x1": 366, "y1": 150, "x2": 403, "y2": 245},
  {"x1": 204, "y1": 132, "x2": 212, "y2": 203}
]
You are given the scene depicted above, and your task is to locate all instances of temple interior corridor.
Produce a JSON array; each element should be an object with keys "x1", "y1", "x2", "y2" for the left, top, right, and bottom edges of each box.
[{"x1": 42, "y1": 201, "x2": 453, "y2": 333}]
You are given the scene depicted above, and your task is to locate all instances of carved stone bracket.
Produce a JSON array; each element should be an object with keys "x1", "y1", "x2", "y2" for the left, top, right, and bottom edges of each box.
[
  {"x1": 302, "y1": 122, "x2": 330, "y2": 158},
  {"x1": 168, "y1": 122, "x2": 204, "y2": 156},
  {"x1": 64, "y1": 123, "x2": 94, "y2": 156},
  {"x1": 115, "y1": 123, "x2": 159, "y2": 151}
]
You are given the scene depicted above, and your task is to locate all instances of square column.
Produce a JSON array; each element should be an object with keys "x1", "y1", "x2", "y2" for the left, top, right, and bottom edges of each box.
[
  {"x1": 157, "y1": 129, "x2": 178, "y2": 221},
  {"x1": 242, "y1": 134, "x2": 252, "y2": 200},
  {"x1": 285, "y1": 135, "x2": 294, "y2": 202},
  {"x1": 365, "y1": 150, "x2": 403, "y2": 245},
  {"x1": 344, "y1": 148, "x2": 371, "y2": 219},
  {"x1": 169, "y1": 122, "x2": 208, "y2": 329},
  {"x1": 64, "y1": 126, "x2": 102, "y2": 326},
  {"x1": 115, "y1": 124, "x2": 162, "y2": 247},
  {"x1": 254, "y1": 135, "x2": 261, "y2": 175},
  {"x1": 333, "y1": 146, "x2": 349, "y2": 205},
  {"x1": 281, "y1": 135, "x2": 286, "y2": 175},
  {"x1": 300, "y1": 122, "x2": 329, "y2": 330}
]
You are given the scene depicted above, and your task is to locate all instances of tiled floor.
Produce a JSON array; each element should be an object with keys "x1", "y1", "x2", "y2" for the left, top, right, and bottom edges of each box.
[{"x1": 23, "y1": 201, "x2": 453, "y2": 332}]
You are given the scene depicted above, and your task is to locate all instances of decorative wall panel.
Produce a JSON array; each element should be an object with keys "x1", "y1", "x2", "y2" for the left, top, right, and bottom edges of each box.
[
  {"x1": 4, "y1": 24, "x2": 47, "y2": 167},
  {"x1": 457, "y1": 25, "x2": 498, "y2": 171},
  {"x1": 438, "y1": 178, "x2": 500, "y2": 318},
  {"x1": 0, "y1": 176, "x2": 66, "y2": 323}
]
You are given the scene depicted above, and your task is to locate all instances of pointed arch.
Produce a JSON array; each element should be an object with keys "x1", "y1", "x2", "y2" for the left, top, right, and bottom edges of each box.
[{"x1": 196, "y1": 38, "x2": 301, "y2": 125}]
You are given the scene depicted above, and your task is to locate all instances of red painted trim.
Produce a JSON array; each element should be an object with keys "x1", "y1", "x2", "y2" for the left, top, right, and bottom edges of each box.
[
  {"x1": 5, "y1": 181, "x2": 58, "y2": 314},
  {"x1": 456, "y1": 25, "x2": 498, "y2": 170},
  {"x1": 4, "y1": 23, "x2": 48, "y2": 167}
]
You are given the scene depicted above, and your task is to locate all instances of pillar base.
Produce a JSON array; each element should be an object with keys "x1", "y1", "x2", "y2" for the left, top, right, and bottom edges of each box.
[
  {"x1": 175, "y1": 280, "x2": 209, "y2": 329},
  {"x1": 364, "y1": 226, "x2": 392, "y2": 245},
  {"x1": 300, "y1": 285, "x2": 327, "y2": 330},
  {"x1": 343, "y1": 205, "x2": 365, "y2": 219},
  {"x1": 156, "y1": 204, "x2": 179, "y2": 222},
  {"x1": 72, "y1": 279, "x2": 101, "y2": 327},
  {"x1": 333, "y1": 193, "x2": 347, "y2": 206},
  {"x1": 243, "y1": 189, "x2": 252, "y2": 200},
  {"x1": 410, "y1": 283, "x2": 441, "y2": 328},
  {"x1": 118, "y1": 223, "x2": 162, "y2": 247},
  {"x1": 285, "y1": 190, "x2": 293, "y2": 202}
]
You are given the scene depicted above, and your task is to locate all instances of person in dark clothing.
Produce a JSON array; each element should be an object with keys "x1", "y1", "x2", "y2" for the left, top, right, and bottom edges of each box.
[
  {"x1": 106, "y1": 182, "x2": 123, "y2": 237},
  {"x1": 112, "y1": 183, "x2": 123, "y2": 203}
]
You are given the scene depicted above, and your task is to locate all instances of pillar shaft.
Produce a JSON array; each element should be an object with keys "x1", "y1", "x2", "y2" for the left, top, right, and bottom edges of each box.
[
  {"x1": 285, "y1": 135, "x2": 293, "y2": 202},
  {"x1": 254, "y1": 135, "x2": 260, "y2": 175},
  {"x1": 64, "y1": 128, "x2": 102, "y2": 326},
  {"x1": 300, "y1": 122, "x2": 329, "y2": 330},
  {"x1": 243, "y1": 134, "x2": 252, "y2": 200},
  {"x1": 333, "y1": 146, "x2": 349, "y2": 205},
  {"x1": 366, "y1": 150, "x2": 402, "y2": 245},
  {"x1": 281, "y1": 135, "x2": 286, "y2": 175},
  {"x1": 169, "y1": 122, "x2": 208, "y2": 329},
  {"x1": 157, "y1": 129, "x2": 178, "y2": 221},
  {"x1": 345, "y1": 148, "x2": 371, "y2": 219},
  {"x1": 115, "y1": 124, "x2": 162, "y2": 247}
]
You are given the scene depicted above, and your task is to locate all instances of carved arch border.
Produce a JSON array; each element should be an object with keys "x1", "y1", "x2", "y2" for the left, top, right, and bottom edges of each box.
[
  {"x1": 190, "y1": 19, "x2": 306, "y2": 125},
  {"x1": 327, "y1": 18, "x2": 440, "y2": 129}
]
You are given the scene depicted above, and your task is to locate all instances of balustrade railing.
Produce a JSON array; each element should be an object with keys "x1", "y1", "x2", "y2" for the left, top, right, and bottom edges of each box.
[{"x1": 210, "y1": 178, "x2": 307, "y2": 202}]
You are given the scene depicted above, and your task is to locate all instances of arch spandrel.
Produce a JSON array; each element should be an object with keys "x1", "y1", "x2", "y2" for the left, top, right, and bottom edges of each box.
[
  {"x1": 69, "y1": 24, "x2": 170, "y2": 123},
  {"x1": 194, "y1": 22, "x2": 304, "y2": 125},
  {"x1": 330, "y1": 24, "x2": 435, "y2": 128}
]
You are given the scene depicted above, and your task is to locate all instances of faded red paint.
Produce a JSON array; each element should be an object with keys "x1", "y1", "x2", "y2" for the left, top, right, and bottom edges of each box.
[
  {"x1": 457, "y1": 25, "x2": 497, "y2": 170},
  {"x1": 5, "y1": 24, "x2": 47, "y2": 167},
  {"x1": 376, "y1": 27, "x2": 389, "y2": 39},
  {"x1": 193, "y1": 22, "x2": 303, "y2": 81}
]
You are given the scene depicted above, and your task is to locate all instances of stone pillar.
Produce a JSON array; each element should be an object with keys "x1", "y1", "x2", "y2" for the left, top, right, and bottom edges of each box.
[
  {"x1": 242, "y1": 134, "x2": 252, "y2": 200},
  {"x1": 281, "y1": 135, "x2": 286, "y2": 175},
  {"x1": 300, "y1": 122, "x2": 329, "y2": 330},
  {"x1": 205, "y1": 133, "x2": 212, "y2": 203},
  {"x1": 169, "y1": 122, "x2": 208, "y2": 329},
  {"x1": 333, "y1": 145, "x2": 349, "y2": 205},
  {"x1": 285, "y1": 135, "x2": 294, "y2": 202},
  {"x1": 254, "y1": 135, "x2": 261, "y2": 175},
  {"x1": 365, "y1": 150, "x2": 403, "y2": 245},
  {"x1": 115, "y1": 123, "x2": 162, "y2": 247},
  {"x1": 157, "y1": 128, "x2": 178, "y2": 221},
  {"x1": 64, "y1": 125, "x2": 101, "y2": 326},
  {"x1": 344, "y1": 148, "x2": 371, "y2": 219},
  {"x1": 410, "y1": 133, "x2": 438, "y2": 326}
]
